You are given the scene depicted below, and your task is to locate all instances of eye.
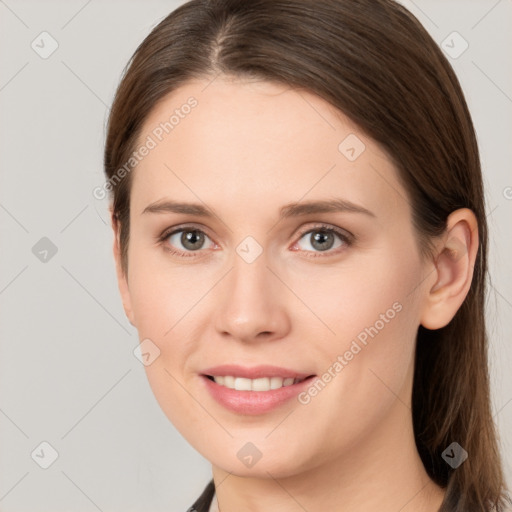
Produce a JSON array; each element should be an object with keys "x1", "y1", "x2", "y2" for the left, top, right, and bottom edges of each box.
[
  {"x1": 158, "y1": 223, "x2": 353, "y2": 258},
  {"x1": 292, "y1": 224, "x2": 353, "y2": 256},
  {"x1": 159, "y1": 226, "x2": 216, "y2": 257}
]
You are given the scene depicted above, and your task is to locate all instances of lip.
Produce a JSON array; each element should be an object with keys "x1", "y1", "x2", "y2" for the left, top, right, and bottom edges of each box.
[
  {"x1": 200, "y1": 365, "x2": 316, "y2": 415},
  {"x1": 201, "y1": 364, "x2": 312, "y2": 380}
]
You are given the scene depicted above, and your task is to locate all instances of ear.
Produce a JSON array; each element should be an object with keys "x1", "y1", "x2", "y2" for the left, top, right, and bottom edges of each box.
[
  {"x1": 420, "y1": 208, "x2": 479, "y2": 330},
  {"x1": 110, "y1": 207, "x2": 136, "y2": 327}
]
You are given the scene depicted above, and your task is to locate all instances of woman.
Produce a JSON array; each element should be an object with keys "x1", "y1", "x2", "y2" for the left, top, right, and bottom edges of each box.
[{"x1": 103, "y1": 0, "x2": 510, "y2": 510}]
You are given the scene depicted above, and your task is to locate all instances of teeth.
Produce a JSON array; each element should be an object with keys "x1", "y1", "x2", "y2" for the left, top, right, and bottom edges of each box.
[
  {"x1": 253, "y1": 377, "x2": 271, "y2": 391},
  {"x1": 270, "y1": 377, "x2": 285, "y2": 390},
  {"x1": 211, "y1": 375, "x2": 301, "y2": 391},
  {"x1": 235, "y1": 377, "x2": 252, "y2": 391}
]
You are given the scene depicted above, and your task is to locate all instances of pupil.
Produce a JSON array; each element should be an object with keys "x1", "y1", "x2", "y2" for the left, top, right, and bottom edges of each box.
[
  {"x1": 182, "y1": 230, "x2": 204, "y2": 250},
  {"x1": 312, "y1": 231, "x2": 334, "y2": 251}
]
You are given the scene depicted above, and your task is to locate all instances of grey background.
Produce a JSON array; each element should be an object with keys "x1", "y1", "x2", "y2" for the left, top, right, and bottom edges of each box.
[{"x1": 0, "y1": 0, "x2": 511, "y2": 510}]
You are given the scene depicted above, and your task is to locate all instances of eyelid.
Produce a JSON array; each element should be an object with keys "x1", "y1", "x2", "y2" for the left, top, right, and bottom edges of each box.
[
  {"x1": 294, "y1": 222, "x2": 354, "y2": 242},
  {"x1": 158, "y1": 222, "x2": 213, "y2": 241}
]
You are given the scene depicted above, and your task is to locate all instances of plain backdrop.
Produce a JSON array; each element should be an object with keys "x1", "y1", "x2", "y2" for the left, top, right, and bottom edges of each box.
[{"x1": 0, "y1": 0, "x2": 511, "y2": 510}]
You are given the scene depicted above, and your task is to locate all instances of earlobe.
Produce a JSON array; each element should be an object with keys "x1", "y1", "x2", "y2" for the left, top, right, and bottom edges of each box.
[
  {"x1": 111, "y1": 208, "x2": 136, "y2": 327},
  {"x1": 420, "y1": 208, "x2": 479, "y2": 330}
]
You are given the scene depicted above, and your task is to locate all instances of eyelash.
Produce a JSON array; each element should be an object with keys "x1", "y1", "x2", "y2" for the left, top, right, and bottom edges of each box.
[{"x1": 157, "y1": 223, "x2": 354, "y2": 259}]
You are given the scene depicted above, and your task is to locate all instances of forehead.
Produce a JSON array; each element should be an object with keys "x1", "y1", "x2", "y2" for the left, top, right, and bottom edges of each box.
[{"x1": 130, "y1": 77, "x2": 408, "y2": 222}]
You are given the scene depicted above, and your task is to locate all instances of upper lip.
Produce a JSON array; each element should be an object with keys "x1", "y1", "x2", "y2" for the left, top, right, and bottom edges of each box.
[{"x1": 201, "y1": 364, "x2": 314, "y2": 380}]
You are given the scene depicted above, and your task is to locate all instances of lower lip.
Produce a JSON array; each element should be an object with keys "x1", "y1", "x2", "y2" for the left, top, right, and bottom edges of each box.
[{"x1": 201, "y1": 375, "x2": 316, "y2": 415}]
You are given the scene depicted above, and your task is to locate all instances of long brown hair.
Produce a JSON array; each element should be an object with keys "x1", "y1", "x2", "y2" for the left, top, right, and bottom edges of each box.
[{"x1": 103, "y1": 0, "x2": 509, "y2": 509}]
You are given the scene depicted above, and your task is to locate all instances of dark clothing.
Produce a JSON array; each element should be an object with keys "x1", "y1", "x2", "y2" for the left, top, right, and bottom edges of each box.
[{"x1": 186, "y1": 479, "x2": 215, "y2": 512}]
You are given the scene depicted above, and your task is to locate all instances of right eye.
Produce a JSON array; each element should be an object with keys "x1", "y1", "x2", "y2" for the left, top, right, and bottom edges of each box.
[{"x1": 160, "y1": 226, "x2": 216, "y2": 257}]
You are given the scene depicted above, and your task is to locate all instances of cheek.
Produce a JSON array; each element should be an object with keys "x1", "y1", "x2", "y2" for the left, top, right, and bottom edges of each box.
[
  {"x1": 128, "y1": 268, "x2": 204, "y2": 437},
  {"x1": 128, "y1": 271, "x2": 198, "y2": 376},
  {"x1": 292, "y1": 248, "x2": 422, "y2": 408},
  {"x1": 284, "y1": 241, "x2": 422, "y2": 345},
  {"x1": 127, "y1": 242, "x2": 215, "y2": 338},
  {"x1": 126, "y1": 249, "x2": 215, "y2": 417}
]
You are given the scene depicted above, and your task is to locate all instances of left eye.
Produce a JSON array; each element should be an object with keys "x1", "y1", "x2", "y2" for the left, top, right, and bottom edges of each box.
[
  {"x1": 164, "y1": 228, "x2": 215, "y2": 254},
  {"x1": 294, "y1": 227, "x2": 350, "y2": 253}
]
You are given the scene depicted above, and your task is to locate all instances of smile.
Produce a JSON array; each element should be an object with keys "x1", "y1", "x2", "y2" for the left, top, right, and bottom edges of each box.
[
  {"x1": 201, "y1": 367, "x2": 317, "y2": 415},
  {"x1": 206, "y1": 375, "x2": 308, "y2": 391}
]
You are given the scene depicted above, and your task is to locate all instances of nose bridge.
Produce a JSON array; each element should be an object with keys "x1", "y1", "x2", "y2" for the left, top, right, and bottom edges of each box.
[
  {"x1": 229, "y1": 241, "x2": 273, "y2": 311},
  {"x1": 213, "y1": 238, "x2": 290, "y2": 341}
]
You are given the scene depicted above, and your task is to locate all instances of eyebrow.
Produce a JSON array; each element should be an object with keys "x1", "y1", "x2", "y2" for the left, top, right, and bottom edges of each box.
[{"x1": 142, "y1": 198, "x2": 375, "y2": 219}]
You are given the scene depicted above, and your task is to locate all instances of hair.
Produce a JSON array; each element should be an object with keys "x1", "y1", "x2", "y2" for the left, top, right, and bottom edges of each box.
[{"x1": 103, "y1": 0, "x2": 509, "y2": 509}]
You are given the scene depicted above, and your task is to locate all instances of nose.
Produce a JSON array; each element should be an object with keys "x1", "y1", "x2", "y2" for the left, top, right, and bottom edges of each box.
[{"x1": 213, "y1": 248, "x2": 291, "y2": 344}]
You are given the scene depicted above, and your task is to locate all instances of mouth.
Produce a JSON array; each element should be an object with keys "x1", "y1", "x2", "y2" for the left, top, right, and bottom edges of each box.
[
  {"x1": 203, "y1": 374, "x2": 314, "y2": 391},
  {"x1": 199, "y1": 366, "x2": 317, "y2": 415}
]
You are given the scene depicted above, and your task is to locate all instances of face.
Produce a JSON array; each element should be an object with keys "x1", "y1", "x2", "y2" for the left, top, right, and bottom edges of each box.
[{"x1": 116, "y1": 77, "x2": 433, "y2": 478}]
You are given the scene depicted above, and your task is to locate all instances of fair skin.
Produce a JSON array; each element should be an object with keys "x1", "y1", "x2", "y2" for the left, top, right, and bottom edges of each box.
[{"x1": 111, "y1": 76, "x2": 478, "y2": 512}]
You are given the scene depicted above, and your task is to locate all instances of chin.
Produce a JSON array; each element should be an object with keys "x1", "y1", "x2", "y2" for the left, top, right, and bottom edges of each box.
[{"x1": 205, "y1": 441, "x2": 315, "y2": 479}]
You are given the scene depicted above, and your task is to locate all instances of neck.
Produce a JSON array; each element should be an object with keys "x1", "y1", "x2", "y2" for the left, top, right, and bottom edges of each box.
[{"x1": 211, "y1": 395, "x2": 446, "y2": 512}]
